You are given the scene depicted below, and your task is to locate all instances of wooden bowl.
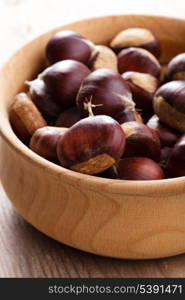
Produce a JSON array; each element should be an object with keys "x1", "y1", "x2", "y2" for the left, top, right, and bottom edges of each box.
[{"x1": 1, "y1": 15, "x2": 185, "y2": 260}]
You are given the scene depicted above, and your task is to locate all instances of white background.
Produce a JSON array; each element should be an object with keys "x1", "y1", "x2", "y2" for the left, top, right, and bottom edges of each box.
[{"x1": 0, "y1": 0, "x2": 185, "y2": 63}]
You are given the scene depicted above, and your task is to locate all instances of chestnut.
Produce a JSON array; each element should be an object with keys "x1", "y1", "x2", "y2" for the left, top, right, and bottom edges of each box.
[
  {"x1": 118, "y1": 47, "x2": 161, "y2": 78},
  {"x1": 26, "y1": 79, "x2": 61, "y2": 123},
  {"x1": 76, "y1": 68, "x2": 135, "y2": 119},
  {"x1": 57, "y1": 115, "x2": 125, "y2": 175},
  {"x1": 166, "y1": 135, "x2": 185, "y2": 177},
  {"x1": 165, "y1": 53, "x2": 185, "y2": 81},
  {"x1": 55, "y1": 107, "x2": 81, "y2": 127},
  {"x1": 40, "y1": 60, "x2": 90, "y2": 109},
  {"x1": 30, "y1": 126, "x2": 67, "y2": 162},
  {"x1": 160, "y1": 146, "x2": 173, "y2": 170},
  {"x1": 147, "y1": 115, "x2": 179, "y2": 147},
  {"x1": 122, "y1": 71, "x2": 158, "y2": 115},
  {"x1": 153, "y1": 80, "x2": 185, "y2": 132},
  {"x1": 46, "y1": 30, "x2": 96, "y2": 65},
  {"x1": 90, "y1": 45, "x2": 118, "y2": 71},
  {"x1": 121, "y1": 121, "x2": 161, "y2": 161},
  {"x1": 110, "y1": 27, "x2": 160, "y2": 58},
  {"x1": 9, "y1": 93, "x2": 47, "y2": 144},
  {"x1": 115, "y1": 109, "x2": 143, "y2": 124},
  {"x1": 117, "y1": 157, "x2": 164, "y2": 180}
]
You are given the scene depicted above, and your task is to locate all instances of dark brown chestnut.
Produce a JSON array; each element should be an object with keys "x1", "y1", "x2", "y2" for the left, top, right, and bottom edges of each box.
[
  {"x1": 147, "y1": 115, "x2": 180, "y2": 147},
  {"x1": 166, "y1": 135, "x2": 185, "y2": 177},
  {"x1": 40, "y1": 60, "x2": 90, "y2": 109},
  {"x1": 26, "y1": 79, "x2": 61, "y2": 123},
  {"x1": 76, "y1": 68, "x2": 135, "y2": 119},
  {"x1": 9, "y1": 93, "x2": 47, "y2": 144},
  {"x1": 115, "y1": 109, "x2": 143, "y2": 124},
  {"x1": 90, "y1": 45, "x2": 118, "y2": 71},
  {"x1": 122, "y1": 71, "x2": 158, "y2": 115},
  {"x1": 110, "y1": 28, "x2": 160, "y2": 58},
  {"x1": 153, "y1": 80, "x2": 185, "y2": 132},
  {"x1": 118, "y1": 47, "x2": 161, "y2": 78},
  {"x1": 57, "y1": 115, "x2": 125, "y2": 175},
  {"x1": 30, "y1": 126, "x2": 67, "y2": 162},
  {"x1": 121, "y1": 121, "x2": 161, "y2": 161},
  {"x1": 46, "y1": 30, "x2": 96, "y2": 65},
  {"x1": 55, "y1": 107, "x2": 81, "y2": 127},
  {"x1": 117, "y1": 157, "x2": 164, "y2": 180},
  {"x1": 165, "y1": 53, "x2": 185, "y2": 81}
]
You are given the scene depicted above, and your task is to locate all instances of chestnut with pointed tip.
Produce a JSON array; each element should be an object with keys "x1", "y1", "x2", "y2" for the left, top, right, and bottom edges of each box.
[
  {"x1": 55, "y1": 107, "x2": 81, "y2": 127},
  {"x1": 110, "y1": 27, "x2": 160, "y2": 58},
  {"x1": 90, "y1": 45, "x2": 118, "y2": 71},
  {"x1": 40, "y1": 60, "x2": 90, "y2": 109},
  {"x1": 166, "y1": 135, "x2": 185, "y2": 177},
  {"x1": 46, "y1": 30, "x2": 96, "y2": 65},
  {"x1": 118, "y1": 47, "x2": 161, "y2": 78},
  {"x1": 165, "y1": 53, "x2": 185, "y2": 81},
  {"x1": 122, "y1": 71, "x2": 158, "y2": 115},
  {"x1": 147, "y1": 115, "x2": 179, "y2": 147},
  {"x1": 9, "y1": 93, "x2": 47, "y2": 144},
  {"x1": 57, "y1": 115, "x2": 125, "y2": 175},
  {"x1": 30, "y1": 126, "x2": 68, "y2": 162},
  {"x1": 115, "y1": 109, "x2": 143, "y2": 124},
  {"x1": 117, "y1": 157, "x2": 164, "y2": 180},
  {"x1": 77, "y1": 68, "x2": 135, "y2": 119},
  {"x1": 27, "y1": 79, "x2": 61, "y2": 123},
  {"x1": 121, "y1": 121, "x2": 161, "y2": 161},
  {"x1": 153, "y1": 80, "x2": 185, "y2": 132}
]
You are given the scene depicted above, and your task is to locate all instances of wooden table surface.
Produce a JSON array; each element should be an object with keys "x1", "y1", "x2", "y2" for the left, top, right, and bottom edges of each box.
[{"x1": 1, "y1": 0, "x2": 185, "y2": 278}]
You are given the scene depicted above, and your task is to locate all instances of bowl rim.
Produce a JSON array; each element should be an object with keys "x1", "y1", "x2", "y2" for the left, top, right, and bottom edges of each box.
[{"x1": 1, "y1": 13, "x2": 185, "y2": 196}]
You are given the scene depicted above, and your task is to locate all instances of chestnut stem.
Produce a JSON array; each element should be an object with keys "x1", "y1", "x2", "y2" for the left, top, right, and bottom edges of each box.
[{"x1": 84, "y1": 96, "x2": 103, "y2": 117}]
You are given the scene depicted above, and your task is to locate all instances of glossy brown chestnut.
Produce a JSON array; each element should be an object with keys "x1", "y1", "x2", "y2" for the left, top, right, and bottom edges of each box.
[
  {"x1": 9, "y1": 93, "x2": 47, "y2": 144},
  {"x1": 153, "y1": 80, "x2": 185, "y2": 132},
  {"x1": 122, "y1": 71, "x2": 158, "y2": 115},
  {"x1": 55, "y1": 107, "x2": 81, "y2": 127},
  {"x1": 90, "y1": 45, "x2": 118, "y2": 71},
  {"x1": 165, "y1": 53, "x2": 185, "y2": 81},
  {"x1": 40, "y1": 60, "x2": 90, "y2": 109},
  {"x1": 57, "y1": 115, "x2": 125, "y2": 175},
  {"x1": 166, "y1": 135, "x2": 185, "y2": 177},
  {"x1": 30, "y1": 126, "x2": 68, "y2": 162},
  {"x1": 76, "y1": 68, "x2": 135, "y2": 119},
  {"x1": 110, "y1": 27, "x2": 160, "y2": 58},
  {"x1": 27, "y1": 79, "x2": 61, "y2": 123},
  {"x1": 46, "y1": 30, "x2": 96, "y2": 65},
  {"x1": 121, "y1": 121, "x2": 161, "y2": 161},
  {"x1": 118, "y1": 47, "x2": 161, "y2": 78},
  {"x1": 147, "y1": 115, "x2": 179, "y2": 147},
  {"x1": 115, "y1": 109, "x2": 143, "y2": 124},
  {"x1": 117, "y1": 157, "x2": 164, "y2": 180}
]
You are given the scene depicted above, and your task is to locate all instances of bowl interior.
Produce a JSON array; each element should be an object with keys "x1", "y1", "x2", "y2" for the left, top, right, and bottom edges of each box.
[{"x1": 1, "y1": 14, "x2": 185, "y2": 195}]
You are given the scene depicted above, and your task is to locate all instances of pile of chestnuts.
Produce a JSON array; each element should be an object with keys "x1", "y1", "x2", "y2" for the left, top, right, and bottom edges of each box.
[{"x1": 10, "y1": 27, "x2": 185, "y2": 180}]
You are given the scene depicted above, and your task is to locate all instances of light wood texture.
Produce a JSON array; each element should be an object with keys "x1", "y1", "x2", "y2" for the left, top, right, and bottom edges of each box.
[{"x1": 1, "y1": 15, "x2": 185, "y2": 262}]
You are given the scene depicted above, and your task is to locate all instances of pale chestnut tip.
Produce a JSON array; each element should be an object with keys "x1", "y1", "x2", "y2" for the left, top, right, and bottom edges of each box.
[
  {"x1": 90, "y1": 45, "x2": 118, "y2": 71},
  {"x1": 165, "y1": 53, "x2": 185, "y2": 81},
  {"x1": 153, "y1": 80, "x2": 185, "y2": 132},
  {"x1": 9, "y1": 92, "x2": 47, "y2": 144},
  {"x1": 118, "y1": 47, "x2": 161, "y2": 78},
  {"x1": 122, "y1": 71, "x2": 158, "y2": 114},
  {"x1": 110, "y1": 27, "x2": 160, "y2": 58}
]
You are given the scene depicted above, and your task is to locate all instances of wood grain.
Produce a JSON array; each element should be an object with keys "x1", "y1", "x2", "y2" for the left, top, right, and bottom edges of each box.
[
  {"x1": 1, "y1": 182, "x2": 185, "y2": 278},
  {"x1": 1, "y1": 13, "x2": 185, "y2": 275}
]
